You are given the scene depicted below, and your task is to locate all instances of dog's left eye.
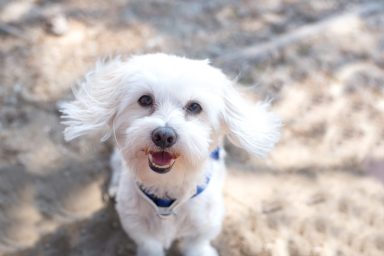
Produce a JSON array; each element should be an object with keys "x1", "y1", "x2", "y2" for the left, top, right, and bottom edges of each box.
[
  {"x1": 138, "y1": 95, "x2": 153, "y2": 107},
  {"x1": 185, "y1": 102, "x2": 202, "y2": 114}
]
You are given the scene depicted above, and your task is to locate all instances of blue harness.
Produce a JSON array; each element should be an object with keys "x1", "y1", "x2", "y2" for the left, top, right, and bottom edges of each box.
[{"x1": 139, "y1": 148, "x2": 220, "y2": 208}]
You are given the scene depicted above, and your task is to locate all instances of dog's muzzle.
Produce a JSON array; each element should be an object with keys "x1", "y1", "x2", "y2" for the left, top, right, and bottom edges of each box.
[{"x1": 148, "y1": 127, "x2": 178, "y2": 174}]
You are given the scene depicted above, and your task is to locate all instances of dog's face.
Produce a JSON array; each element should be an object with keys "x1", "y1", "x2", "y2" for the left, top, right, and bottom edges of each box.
[
  {"x1": 61, "y1": 54, "x2": 280, "y2": 184},
  {"x1": 111, "y1": 55, "x2": 230, "y2": 183}
]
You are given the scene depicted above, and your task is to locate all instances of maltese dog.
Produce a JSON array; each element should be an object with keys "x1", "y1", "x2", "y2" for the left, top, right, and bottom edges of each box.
[{"x1": 60, "y1": 53, "x2": 280, "y2": 256}]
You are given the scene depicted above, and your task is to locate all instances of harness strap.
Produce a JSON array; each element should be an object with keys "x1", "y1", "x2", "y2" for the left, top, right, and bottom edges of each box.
[{"x1": 137, "y1": 147, "x2": 220, "y2": 217}]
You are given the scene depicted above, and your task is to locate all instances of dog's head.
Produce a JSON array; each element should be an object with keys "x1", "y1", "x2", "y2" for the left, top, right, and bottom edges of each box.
[{"x1": 61, "y1": 54, "x2": 280, "y2": 184}]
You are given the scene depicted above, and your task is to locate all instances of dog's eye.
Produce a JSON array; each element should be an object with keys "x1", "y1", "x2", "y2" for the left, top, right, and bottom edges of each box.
[
  {"x1": 186, "y1": 102, "x2": 202, "y2": 114},
  {"x1": 138, "y1": 95, "x2": 153, "y2": 107}
]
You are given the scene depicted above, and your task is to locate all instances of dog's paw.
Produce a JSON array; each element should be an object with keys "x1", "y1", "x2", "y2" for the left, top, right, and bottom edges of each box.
[
  {"x1": 181, "y1": 244, "x2": 218, "y2": 256},
  {"x1": 199, "y1": 245, "x2": 218, "y2": 256}
]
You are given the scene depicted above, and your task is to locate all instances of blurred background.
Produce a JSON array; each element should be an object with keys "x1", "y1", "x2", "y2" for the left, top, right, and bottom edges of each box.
[{"x1": 0, "y1": 0, "x2": 383, "y2": 255}]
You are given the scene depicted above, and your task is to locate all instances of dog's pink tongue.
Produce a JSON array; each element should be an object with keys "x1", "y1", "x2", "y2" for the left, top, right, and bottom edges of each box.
[{"x1": 151, "y1": 151, "x2": 174, "y2": 166}]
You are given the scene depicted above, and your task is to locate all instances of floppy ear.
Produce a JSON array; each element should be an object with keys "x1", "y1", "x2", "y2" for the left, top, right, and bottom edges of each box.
[
  {"x1": 222, "y1": 84, "x2": 281, "y2": 157},
  {"x1": 59, "y1": 58, "x2": 125, "y2": 141}
]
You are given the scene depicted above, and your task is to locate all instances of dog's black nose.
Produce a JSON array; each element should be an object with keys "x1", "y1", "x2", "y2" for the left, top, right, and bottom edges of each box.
[{"x1": 151, "y1": 127, "x2": 177, "y2": 148}]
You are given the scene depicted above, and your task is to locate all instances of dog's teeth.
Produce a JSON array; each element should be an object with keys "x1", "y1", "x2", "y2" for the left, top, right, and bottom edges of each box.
[
  {"x1": 152, "y1": 161, "x2": 173, "y2": 168},
  {"x1": 148, "y1": 155, "x2": 175, "y2": 169}
]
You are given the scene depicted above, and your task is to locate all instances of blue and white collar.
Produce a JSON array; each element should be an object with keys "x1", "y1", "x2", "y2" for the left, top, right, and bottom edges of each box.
[{"x1": 137, "y1": 147, "x2": 220, "y2": 217}]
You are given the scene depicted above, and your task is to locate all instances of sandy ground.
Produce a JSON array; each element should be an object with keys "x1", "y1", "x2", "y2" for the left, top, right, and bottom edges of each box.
[{"x1": 0, "y1": 0, "x2": 384, "y2": 255}]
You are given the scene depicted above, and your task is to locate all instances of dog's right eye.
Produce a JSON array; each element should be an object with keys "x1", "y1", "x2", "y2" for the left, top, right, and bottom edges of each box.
[{"x1": 138, "y1": 95, "x2": 153, "y2": 107}]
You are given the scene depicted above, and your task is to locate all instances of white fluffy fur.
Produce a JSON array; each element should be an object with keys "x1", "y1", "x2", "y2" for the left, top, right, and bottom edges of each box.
[{"x1": 60, "y1": 53, "x2": 281, "y2": 256}]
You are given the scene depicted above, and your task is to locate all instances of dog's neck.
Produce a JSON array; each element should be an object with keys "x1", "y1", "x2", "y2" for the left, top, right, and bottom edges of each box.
[
  {"x1": 133, "y1": 148, "x2": 221, "y2": 201},
  {"x1": 134, "y1": 148, "x2": 221, "y2": 217}
]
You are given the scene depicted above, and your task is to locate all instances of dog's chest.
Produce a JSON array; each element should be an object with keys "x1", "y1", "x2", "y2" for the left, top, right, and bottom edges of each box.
[
  {"x1": 119, "y1": 196, "x2": 201, "y2": 247},
  {"x1": 115, "y1": 159, "x2": 226, "y2": 248},
  {"x1": 115, "y1": 174, "x2": 202, "y2": 239},
  {"x1": 157, "y1": 210, "x2": 198, "y2": 244}
]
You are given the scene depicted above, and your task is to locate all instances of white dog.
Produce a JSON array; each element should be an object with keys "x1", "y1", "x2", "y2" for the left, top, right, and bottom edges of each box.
[{"x1": 60, "y1": 53, "x2": 280, "y2": 256}]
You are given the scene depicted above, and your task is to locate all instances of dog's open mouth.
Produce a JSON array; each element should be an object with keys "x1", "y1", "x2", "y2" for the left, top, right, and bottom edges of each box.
[{"x1": 148, "y1": 151, "x2": 176, "y2": 174}]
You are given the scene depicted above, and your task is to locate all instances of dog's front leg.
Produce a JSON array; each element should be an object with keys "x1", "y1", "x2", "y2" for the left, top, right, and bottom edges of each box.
[
  {"x1": 136, "y1": 239, "x2": 165, "y2": 256},
  {"x1": 179, "y1": 236, "x2": 218, "y2": 256}
]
